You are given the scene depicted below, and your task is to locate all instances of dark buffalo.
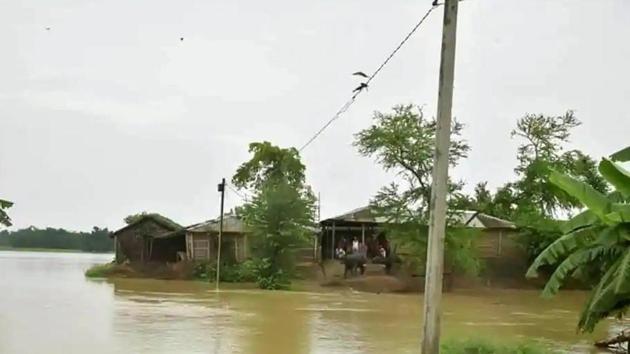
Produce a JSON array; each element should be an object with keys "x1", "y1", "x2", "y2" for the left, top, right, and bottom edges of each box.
[{"x1": 341, "y1": 253, "x2": 367, "y2": 278}]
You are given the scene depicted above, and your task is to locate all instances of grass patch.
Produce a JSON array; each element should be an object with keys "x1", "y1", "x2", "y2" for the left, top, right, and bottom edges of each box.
[
  {"x1": 85, "y1": 263, "x2": 117, "y2": 278},
  {"x1": 441, "y1": 339, "x2": 551, "y2": 354}
]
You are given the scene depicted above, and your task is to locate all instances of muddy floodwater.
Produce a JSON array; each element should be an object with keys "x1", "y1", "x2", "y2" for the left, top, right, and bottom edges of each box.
[{"x1": 0, "y1": 251, "x2": 627, "y2": 354}]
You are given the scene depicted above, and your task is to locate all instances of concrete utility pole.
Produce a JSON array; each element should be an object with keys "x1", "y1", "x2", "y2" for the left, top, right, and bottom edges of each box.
[
  {"x1": 216, "y1": 178, "x2": 226, "y2": 290},
  {"x1": 421, "y1": 0, "x2": 459, "y2": 353}
]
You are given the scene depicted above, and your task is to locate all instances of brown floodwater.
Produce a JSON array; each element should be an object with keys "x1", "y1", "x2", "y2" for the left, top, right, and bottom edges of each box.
[{"x1": 0, "y1": 251, "x2": 627, "y2": 354}]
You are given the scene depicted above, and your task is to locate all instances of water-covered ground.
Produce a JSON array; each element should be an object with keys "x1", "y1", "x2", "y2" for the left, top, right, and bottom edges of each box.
[{"x1": 0, "y1": 251, "x2": 626, "y2": 354}]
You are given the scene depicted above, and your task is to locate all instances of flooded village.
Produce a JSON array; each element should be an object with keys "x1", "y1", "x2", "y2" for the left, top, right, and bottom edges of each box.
[{"x1": 1, "y1": 0, "x2": 630, "y2": 353}]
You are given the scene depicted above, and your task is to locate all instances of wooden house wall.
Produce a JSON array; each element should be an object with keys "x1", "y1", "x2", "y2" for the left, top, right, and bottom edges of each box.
[
  {"x1": 115, "y1": 219, "x2": 174, "y2": 262},
  {"x1": 186, "y1": 232, "x2": 249, "y2": 262}
]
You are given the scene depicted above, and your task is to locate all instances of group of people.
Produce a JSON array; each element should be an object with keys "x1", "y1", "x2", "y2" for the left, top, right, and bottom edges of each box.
[{"x1": 335, "y1": 236, "x2": 388, "y2": 260}]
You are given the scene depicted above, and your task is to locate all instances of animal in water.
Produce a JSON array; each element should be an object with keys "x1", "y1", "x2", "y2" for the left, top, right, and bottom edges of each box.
[{"x1": 342, "y1": 253, "x2": 367, "y2": 278}]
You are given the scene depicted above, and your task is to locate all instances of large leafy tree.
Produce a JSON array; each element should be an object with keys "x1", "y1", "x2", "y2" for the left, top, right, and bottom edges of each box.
[
  {"x1": 233, "y1": 142, "x2": 316, "y2": 289},
  {"x1": 0, "y1": 199, "x2": 13, "y2": 227},
  {"x1": 354, "y1": 104, "x2": 479, "y2": 273},
  {"x1": 510, "y1": 111, "x2": 607, "y2": 217},
  {"x1": 527, "y1": 146, "x2": 630, "y2": 333},
  {"x1": 460, "y1": 112, "x2": 607, "y2": 261},
  {"x1": 355, "y1": 104, "x2": 469, "y2": 221}
]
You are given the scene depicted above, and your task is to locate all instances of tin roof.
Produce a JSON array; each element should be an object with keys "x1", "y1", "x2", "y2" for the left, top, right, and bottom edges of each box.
[{"x1": 321, "y1": 206, "x2": 515, "y2": 229}]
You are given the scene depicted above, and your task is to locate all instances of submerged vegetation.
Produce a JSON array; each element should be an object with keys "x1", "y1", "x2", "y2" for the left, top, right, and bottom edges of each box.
[{"x1": 441, "y1": 339, "x2": 550, "y2": 354}]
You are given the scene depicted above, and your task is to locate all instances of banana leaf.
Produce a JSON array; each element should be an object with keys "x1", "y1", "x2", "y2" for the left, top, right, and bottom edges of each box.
[
  {"x1": 599, "y1": 158, "x2": 630, "y2": 198},
  {"x1": 611, "y1": 146, "x2": 630, "y2": 162},
  {"x1": 562, "y1": 210, "x2": 598, "y2": 234},
  {"x1": 549, "y1": 170, "x2": 612, "y2": 222},
  {"x1": 526, "y1": 225, "x2": 599, "y2": 278}
]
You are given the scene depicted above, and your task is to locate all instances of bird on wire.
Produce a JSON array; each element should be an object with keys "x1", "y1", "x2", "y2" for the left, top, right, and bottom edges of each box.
[
  {"x1": 353, "y1": 82, "x2": 368, "y2": 93},
  {"x1": 352, "y1": 71, "x2": 369, "y2": 79}
]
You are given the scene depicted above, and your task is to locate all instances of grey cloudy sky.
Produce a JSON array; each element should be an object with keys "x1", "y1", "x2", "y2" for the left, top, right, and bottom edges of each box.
[{"x1": 1, "y1": 0, "x2": 629, "y2": 231}]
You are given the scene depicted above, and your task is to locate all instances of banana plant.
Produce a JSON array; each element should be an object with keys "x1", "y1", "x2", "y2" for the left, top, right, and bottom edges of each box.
[
  {"x1": 0, "y1": 199, "x2": 13, "y2": 227},
  {"x1": 526, "y1": 146, "x2": 630, "y2": 333}
]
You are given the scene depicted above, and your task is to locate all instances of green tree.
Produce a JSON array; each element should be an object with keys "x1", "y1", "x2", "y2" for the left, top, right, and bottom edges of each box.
[
  {"x1": 527, "y1": 146, "x2": 630, "y2": 332},
  {"x1": 510, "y1": 111, "x2": 607, "y2": 217},
  {"x1": 0, "y1": 199, "x2": 13, "y2": 227},
  {"x1": 354, "y1": 104, "x2": 479, "y2": 274},
  {"x1": 461, "y1": 112, "x2": 607, "y2": 261},
  {"x1": 233, "y1": 142, "x2": 316, "y2": 289}
]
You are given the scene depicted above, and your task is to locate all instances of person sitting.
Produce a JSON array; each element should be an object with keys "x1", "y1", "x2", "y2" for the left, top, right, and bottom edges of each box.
[{"x1": 379, "y1": 245, "x2": 387, "y2": 259}]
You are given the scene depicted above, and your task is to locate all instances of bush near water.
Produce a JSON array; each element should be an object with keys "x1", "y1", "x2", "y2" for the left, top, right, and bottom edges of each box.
[{"x1": 192, "y1": 259, "x2": 290, "y2": 290}]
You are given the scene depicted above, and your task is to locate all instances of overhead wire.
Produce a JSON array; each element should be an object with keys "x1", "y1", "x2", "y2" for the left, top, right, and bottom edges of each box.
[
  {"x1": 227, "y1": 183, "x2": 249, "y2": 202},
  {"x1": 298, "y1": 3, "x2": 440, "y2": 152}
]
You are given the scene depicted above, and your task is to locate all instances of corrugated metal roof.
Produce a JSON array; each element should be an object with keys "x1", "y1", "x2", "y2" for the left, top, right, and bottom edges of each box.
[
  {"x1": 187, "y1": 214, "x2": 246, "y2": 234},
  {"x1": 322, "y1": 206, "x2": 515, "y2": 229}
]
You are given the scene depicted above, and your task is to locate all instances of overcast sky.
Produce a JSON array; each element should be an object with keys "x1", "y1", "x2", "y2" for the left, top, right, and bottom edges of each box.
[{"x1": 1, "y1": 0, "x2": 628, "y2": 231}]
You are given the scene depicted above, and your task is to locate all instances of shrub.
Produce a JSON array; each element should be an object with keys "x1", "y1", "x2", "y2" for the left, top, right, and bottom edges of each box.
[
  {"x1": 85, "y1": 263, "x2": 116, "y2": 278},
  {"x1": 252, "y1": 257, "x2": 290, "y2": 290},
  {"x1": 192, "y1": 260, "x2": 259, "y2": 283}
]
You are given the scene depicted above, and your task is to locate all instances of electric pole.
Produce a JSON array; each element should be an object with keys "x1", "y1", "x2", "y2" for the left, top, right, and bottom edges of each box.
[
  {"x1": 422, "y1": 0, "x2": 459, "y2": 353},
  {"x1": 216, "y1": 178, "x2": 226, "y2": 290}
]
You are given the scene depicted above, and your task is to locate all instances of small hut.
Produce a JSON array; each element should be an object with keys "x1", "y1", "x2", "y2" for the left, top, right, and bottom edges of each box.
[
  {"x1": 112, "y1": 214, "x2": 184, "y2": 263},
  {"x1": 185, "y1": 213, "x2": 249, "y2": 263}
]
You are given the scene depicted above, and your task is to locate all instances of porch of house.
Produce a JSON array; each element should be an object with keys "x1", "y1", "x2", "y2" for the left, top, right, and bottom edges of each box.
[{"x1": 319, "y1": 220, "x2": 388, "y2": 260}]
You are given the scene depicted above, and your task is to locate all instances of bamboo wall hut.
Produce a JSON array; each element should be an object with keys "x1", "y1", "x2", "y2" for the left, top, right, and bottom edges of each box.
[{"x1": 185, "y1": 214, "x2": 249, "y2": 263}]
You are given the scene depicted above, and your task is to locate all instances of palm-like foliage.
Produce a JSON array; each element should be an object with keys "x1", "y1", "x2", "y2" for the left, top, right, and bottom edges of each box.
[
  {"x1": 0, "y1": 199, "x2": 13, "y2": 227},
  {"x1": 526, "y1": 146, "x2": 630, "y2": 332}
]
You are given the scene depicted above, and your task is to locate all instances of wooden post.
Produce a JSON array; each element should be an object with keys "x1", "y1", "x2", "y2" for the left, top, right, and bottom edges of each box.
[
  {"x1": 422, "y1": 0, "x2": 459, "y2": 352},
  {"x1": 332, "y1": 222, "x2": 336, "y2": 259},
  {"x1": 361, "y1": 224, "x2": 365, "y2": 245},
  {"x1": 113, "y1": 236, "x2": 119, "y2": 263},
  {"x1": 216, "y1": 178, "x2": 226, "y2": 289}
]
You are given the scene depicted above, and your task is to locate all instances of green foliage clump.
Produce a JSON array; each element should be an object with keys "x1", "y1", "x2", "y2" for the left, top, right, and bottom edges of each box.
[
  {"x1": 192, "y1": 260, "x2": 259, "y2": 283},
  {"x1": 441, "y1": 339, "x2": 550, "y2": 354},
  {"x1": 0, "y1": 199, "x2": 13, "y2": 227},
  {"x1": 251, "y1": 257, "x2": 290, "y2": 290},
  {"x1": 85, "y1": 263, "x2": 116, "y2": 278}
]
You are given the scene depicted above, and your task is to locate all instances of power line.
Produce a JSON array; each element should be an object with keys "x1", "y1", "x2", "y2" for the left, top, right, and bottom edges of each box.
[
  {"x1": 226, "y1": 183, "x2": 249, "y2": 202},
  {"x1": 298, "y1": 3, "x2": 440, "y2": 152}
]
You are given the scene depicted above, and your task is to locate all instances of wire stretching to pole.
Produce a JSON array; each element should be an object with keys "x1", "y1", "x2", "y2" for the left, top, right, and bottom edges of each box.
[{"x1": 298, "y1": 4, "x2": 439, "y2": 152}]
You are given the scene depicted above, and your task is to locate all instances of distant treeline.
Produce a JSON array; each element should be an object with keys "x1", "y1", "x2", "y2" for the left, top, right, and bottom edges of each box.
[{"x1": 0, "y1": 226, "x2": 113, "y2": 253}]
